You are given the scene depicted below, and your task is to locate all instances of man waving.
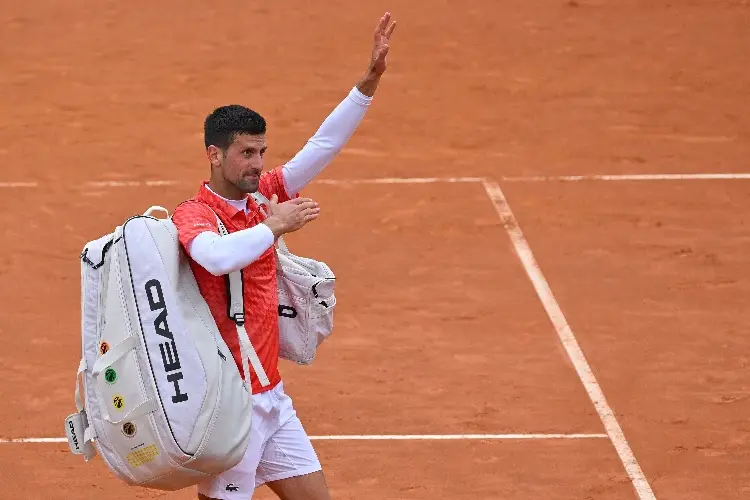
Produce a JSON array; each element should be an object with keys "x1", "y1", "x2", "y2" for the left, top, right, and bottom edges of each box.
[{"x1": 171, "y1": 12, "x2": 397, "y2": 500}]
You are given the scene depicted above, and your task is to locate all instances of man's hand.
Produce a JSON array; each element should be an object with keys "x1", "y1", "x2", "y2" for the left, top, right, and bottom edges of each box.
[
  {"x1": 368, "y1": 12, "x2": 397, "y2": 77},
  {"x1": 262, "y1": 194, "x2": 321, "y2": 239},
  {"x1": 356, "y1": 12, "x2": 397, "y2": 97}
]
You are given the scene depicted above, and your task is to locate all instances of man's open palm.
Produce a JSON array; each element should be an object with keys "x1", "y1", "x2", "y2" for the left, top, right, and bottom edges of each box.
[{"x1": 370, "y1": 12, "x2": 397, "y2": 76}]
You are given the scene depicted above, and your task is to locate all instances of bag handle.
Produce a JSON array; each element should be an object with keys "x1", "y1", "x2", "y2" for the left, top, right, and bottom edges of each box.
[
  {"x1": 250, "y1": 192, "x2": 289, "y2": 253},
  {"x1": 143, "y1": 206, "x2": 170, "y2": 219}
]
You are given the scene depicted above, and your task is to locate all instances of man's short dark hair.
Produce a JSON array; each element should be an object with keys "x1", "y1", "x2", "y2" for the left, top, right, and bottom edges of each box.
[{"x1": 204, "y1": 105, "x2": 266, "y2": 150}]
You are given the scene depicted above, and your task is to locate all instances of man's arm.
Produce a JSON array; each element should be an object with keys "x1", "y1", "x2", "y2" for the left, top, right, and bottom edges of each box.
[
  {"x1": 188, "y1": 226, "x2": 276, "y2": 276},
  {"x1": 281, "y1": 12, "x2": 397, "y2": 195},
  {"x1": 174, "y1": 197, "x2": 320, "y2": 276},
  {"x1": 280, "y1": 88, "x2": 372, "y2": 195}
]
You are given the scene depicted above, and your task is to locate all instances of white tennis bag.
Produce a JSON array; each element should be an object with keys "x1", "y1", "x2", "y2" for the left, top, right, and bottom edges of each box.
[
  {"x1": 247, "y1": 191, "x2": 337, "y2": 365},
  {"x1": 65, "y1": 207, "x2": 270, "y2": 491}
]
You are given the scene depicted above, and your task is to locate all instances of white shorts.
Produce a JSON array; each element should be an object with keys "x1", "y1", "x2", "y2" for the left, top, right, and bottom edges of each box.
[{"x1": 197, "y1": 382, "x2": 321, "y2": 499}]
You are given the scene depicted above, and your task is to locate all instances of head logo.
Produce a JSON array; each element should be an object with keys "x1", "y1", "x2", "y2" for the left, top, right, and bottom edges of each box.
[
  {"x1": 104, "y1": 367, "x2": 118, "y2": 384},
  {"x1": 122, "y1": 422, "x2": 137, "y2": 437},
  {"x1": 145, "y1": 279, "x2": 189, "y2": 404},
  {"x1": 67, "y1": 420, "x2": 80, "y2": 450},
  {"x1": 278, "y1": 305, "x2": 298, "y2": 318},
  {"x1": 112, "y1": 395, "x2": 125, "y2": 411},
  {"x1": 99, "y1": 342, "x2": 110, "y2": 355}
]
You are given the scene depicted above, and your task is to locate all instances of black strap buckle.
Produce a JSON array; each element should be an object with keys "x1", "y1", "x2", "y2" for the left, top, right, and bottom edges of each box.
[{"x1": 234, "y1": 313, "x2": 245, "y2": 326}]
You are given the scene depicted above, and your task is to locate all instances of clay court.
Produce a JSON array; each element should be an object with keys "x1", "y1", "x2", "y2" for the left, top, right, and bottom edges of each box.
[{"x1": 1, "y1": 1, "x2": 749, "y2": 499}]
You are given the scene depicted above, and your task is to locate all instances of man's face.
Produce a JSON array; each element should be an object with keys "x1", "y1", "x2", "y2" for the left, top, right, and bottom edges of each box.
[{"x1": 212, "y1": 133, "x2": 267, "y2": 194}]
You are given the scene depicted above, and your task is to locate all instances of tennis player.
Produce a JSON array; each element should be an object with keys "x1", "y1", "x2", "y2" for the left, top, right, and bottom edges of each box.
[{"x1": 171, "y1": 12, "x2": 396, "y2": 500}]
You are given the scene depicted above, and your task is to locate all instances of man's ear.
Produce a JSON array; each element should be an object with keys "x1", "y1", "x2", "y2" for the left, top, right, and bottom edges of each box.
[{"x1": 206, "y1": 145, "x2": 223, "y2": 167}]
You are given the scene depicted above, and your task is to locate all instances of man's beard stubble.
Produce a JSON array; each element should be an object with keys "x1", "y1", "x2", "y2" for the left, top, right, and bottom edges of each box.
[{"x1": 234, "y1": 175, "x2": 260, "y2": 194}]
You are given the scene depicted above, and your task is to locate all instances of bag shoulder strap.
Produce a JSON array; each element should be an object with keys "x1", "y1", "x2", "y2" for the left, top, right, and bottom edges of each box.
[
  {"x1": 251, "y1": 191, "x2": 271, "y2": 208},
  {"x1": 213, "y1": 214, "x2": 271, "y2": 389}
]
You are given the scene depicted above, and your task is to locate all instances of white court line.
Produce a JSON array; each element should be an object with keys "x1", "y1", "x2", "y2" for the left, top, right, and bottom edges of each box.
[
  {"x1": 86, "y1": 180, "x2": 142, "y2": 187},
  {"x1": 86, "y1": 173, "x2": 750, "y2": 186},
  {"x1": 482, "y1": 180, "x2": 657, "y2": 500},
  {"x1": 0, "y1": 433, "x2": 607, "y2": 444},
  {"x1": 86, "y1": 180, "x2": 182, "y2": 188},
  {"x1": 329, "y1": 173, "x2": 750, "y2": 183},
  {"x1": 316, "y1": 176, "x2": 484, "y2": 185},
  {"x1": 499, "y1": 173, "x2": 750, "y2": 182},
  {"x1": 0, "y1": 182, "x2": 38, "y2": 188},
  {"x1": 75, "y1": 172, "x2": 750, "y2": 187},
  {"x1": 3, "y1": 173, "x2": 750, "y2": 189},
  {"x1": 308, "y1": 433, "x2": 607, "y2": 441},
  {"x1": 82, "y1": 177, "x2": 483, "y2": 188}
]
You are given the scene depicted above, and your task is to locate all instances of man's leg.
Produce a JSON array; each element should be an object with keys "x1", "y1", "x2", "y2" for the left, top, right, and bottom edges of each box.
[
  {"x1": 265, "y1": 470, "x2": 330, "y2": 500},
  {"x1": 196, "y1": 387, "x2": 277, "y2": 500},
  {"x1": 255, "y1": 383, "x2": 329, "y2": 500},
  {"x1": 200, "y1": 472, "x2": 331, "y2": 500}
]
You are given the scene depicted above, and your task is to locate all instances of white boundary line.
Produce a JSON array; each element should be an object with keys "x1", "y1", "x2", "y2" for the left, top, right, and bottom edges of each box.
[
  {"x1": 315, "y1": 176, "x2": 484, "y2": 185},
  {"x1": 499, "y1": 173, "x2": 750, "y2": 182},
  {"x1": 77, "y1": 173, "x2": 750, "y2": 186},
  {"x1": 86, "y1": 180, "x2": 183, "y2": 188},
  {"x1": 0, "y1": 182, "x2": 39, "y2": 188},
  {"x1": 482, "y1": 180, "x2": 657, "y2": 500},
  {"x1": 2, "y1": 173, "x2": 750, "y2": 189},
  {"x1": 1, "y1": 433, "x2": 607, "y2": 444},
  {"x1": 83, "y1": 177, "x2": 484, "y2": 188}
]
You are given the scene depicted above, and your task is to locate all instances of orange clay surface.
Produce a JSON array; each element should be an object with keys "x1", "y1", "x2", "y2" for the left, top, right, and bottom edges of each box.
[{"x1": 1, "y1": 1, "x2": 748, "y2": 499}]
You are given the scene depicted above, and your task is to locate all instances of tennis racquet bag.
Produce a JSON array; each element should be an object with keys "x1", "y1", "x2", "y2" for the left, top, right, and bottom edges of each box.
[{"x1": 65, "y1": 206, "x2": 268, "y2": 491}]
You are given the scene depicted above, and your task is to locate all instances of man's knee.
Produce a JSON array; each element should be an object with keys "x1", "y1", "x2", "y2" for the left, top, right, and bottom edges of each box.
[{"x1": 266, "y1": 469, "x2": 330, "y2": 500}]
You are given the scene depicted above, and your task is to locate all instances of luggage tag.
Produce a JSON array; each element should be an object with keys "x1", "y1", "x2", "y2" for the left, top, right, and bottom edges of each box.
[{"x1": 65, "y1": 411, "x2": 96, "y2": 461}]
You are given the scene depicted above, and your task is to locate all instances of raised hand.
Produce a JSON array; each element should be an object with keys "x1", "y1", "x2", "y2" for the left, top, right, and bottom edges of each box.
[
  {"x1": 357, "y1": 12, "x2": 397, "y2": 96},
  {"x1": 369, "y1": 12, "x2": 397, "y2": 77}
]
